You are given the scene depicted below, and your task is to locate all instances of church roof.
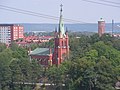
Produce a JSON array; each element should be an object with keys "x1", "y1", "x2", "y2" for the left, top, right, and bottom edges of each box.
[{"x1": 29, "y1": 48, "x2": 54, "y2": 56}]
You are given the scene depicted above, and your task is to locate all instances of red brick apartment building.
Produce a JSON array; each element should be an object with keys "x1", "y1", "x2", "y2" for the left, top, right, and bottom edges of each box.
[{"x1": 0, "y1": 24, "x2": 24, "y2": 45}]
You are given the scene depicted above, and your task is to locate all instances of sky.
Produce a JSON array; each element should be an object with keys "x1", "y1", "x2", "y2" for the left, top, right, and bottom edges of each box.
[{"x1": 0, "y1": 0, "x2": 120, "y2": 23}]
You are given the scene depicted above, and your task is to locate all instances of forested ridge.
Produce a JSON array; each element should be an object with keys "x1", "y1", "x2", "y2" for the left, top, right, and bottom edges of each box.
[{"x1": 0, "y1": 33, "x2": 120, "y2": 90}]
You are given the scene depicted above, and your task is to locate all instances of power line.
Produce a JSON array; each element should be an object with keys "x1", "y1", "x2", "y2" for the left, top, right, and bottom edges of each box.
[
  {"x1": 0, "y1": 7, "x2": 58, "y2": 20},
  {"x1": 0, "y1": 4, "x2": 88, "y2": 24},
  {"x1": 0, "y1": 5, "x2": 59, "y2": 20},
  {"x1": 1, "y1": 1, "x2": 119, "y2": 24},
  {"x1": 81, "y1": 0, "x2": 120, "y2": 8},
  {"x1": 98, "y1": 0, "x2": 120, "y2": 5}
]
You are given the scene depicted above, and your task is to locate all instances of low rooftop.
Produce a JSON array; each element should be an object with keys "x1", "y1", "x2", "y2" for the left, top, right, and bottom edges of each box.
[{"x1": 29, "y1": 48, "x2": 54, "y2": 56}]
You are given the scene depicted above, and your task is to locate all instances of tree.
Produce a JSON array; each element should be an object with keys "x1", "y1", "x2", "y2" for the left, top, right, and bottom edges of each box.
[
  {"x1": 9, "y1": 59, "x2": 23, "y2": 90},
  {"x1": 92, "y1": 41, "x2": 120, "y2": 66},
  {"x1": 30, "y1": 60, "x2": 43, "y2": 83},
  {"x1": 0, "y1": 43, "x2": 6, "y2": 52},
  {"x1": 93, "y1": 56, "x2": 116, "y2": 90},
  {"x1": 85, "y1": 49, "x2": 98, "y2": 60},
  {"x1": 90, "y1": 33, "x2": 100, "y2": 44},
  {"x1": 66, "y1": 58, "x2": 95, "y2": 90},
  {"x1": 10, "y1": 42, "x2": 19, "y2": 51},
  {"x1": 112, "y1": 39, "x2": 120, "y2": 51},
  {"x1": 70, "y1": 35, "x2": 91, "y2": 59},
  {"x1": 0, "y1": 49, "x2": 12, "y2": 90},
  {"x1": 100, "y1": 34, "x2": 113, "y2": 43}
]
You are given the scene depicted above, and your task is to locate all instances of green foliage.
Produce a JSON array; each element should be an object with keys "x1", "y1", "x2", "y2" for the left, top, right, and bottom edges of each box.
[
  {"x1": 10, "y1": 42, "x2": 19, "y2": 51},
  {"x1": 85, "y1": 49, "x2": 98, "y2": 60},
  {"x1": 90, "y1": 33, "x2": 100, "y2": 44},
  {"x1": 30, "y1": 60, "x2": 43, "y2": 83},
  {"x1": 93, "y1": 41, "x2": 120, "y2": 66},
  {"x1": 39, "y1": 39, "x2": 54, "y2": 48},
  {"x1": 112, "y1": 39, "x2": 120, "y2": 51},
  {"x1": 46, "y1": 34, "x2": 120, "y2": 90},
  {"x1": 0, "y1": 49, "x2": 12, "y2": 90},
  {"x1": 0, "y1": 33, "x2": 120, "y2": 90},
  {"x1": 0, "y1": 43, "x2": 6, "y2": 52},
  {"x1": 0, "y1": 45, "x2": 43, "y2": 89},
  {"x1": 100, "y1": 34, "x2": 113, "y2": 43},
  {"x1": 70, "y1": 35, "x2": 91, "y2": 58},
  {"x1": 29, "y1": 43, "x2": 39, "y2": 50}
]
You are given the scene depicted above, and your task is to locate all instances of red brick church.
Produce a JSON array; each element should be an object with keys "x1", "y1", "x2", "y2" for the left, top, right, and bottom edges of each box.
[{"x1": 29, "y1": 6, "x2": 69, "y2": 66}]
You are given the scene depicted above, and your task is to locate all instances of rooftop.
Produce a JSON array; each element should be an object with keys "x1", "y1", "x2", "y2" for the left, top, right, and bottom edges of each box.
[{"x1": 29, "y1": 48, "x2": 54, "y2": 56}]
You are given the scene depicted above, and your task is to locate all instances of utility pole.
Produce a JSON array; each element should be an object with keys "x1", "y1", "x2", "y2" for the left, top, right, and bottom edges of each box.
[{"x1": 112, "y1": 19, "x2": 114, "y2": 36}]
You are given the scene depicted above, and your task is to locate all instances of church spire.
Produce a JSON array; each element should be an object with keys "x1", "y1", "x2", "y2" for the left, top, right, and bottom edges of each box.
[
  {"x1": 60, "y1": 4, "x2": 63, "y2": 15},
  {"x1": 59, "y1": 4, "x2": 65, "y2": 38}
]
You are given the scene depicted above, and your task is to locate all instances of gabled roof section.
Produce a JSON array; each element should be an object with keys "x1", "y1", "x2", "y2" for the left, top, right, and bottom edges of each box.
[{"x1": 29, "y1": 48, "x2": 54, "y2": 56}]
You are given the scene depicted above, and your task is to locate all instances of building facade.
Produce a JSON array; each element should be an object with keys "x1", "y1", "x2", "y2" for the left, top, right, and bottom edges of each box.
[
  {"x1": 0, "y1": 24, "x2": 24, "y2": 44},
  {"x1": 98, "y1": 18, "x2": 105, "y2": 37},
  {"x1": 29, "y1": 6, "x2": 69, "y2": 66}
]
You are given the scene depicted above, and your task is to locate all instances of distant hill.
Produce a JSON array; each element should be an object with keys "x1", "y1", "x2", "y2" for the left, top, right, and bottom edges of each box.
[
  {"x1": 21, "y1": 23, "x2": 99, "y2": 32},
  {"x1": 7, "y1": 23, "x2": 120, "y2": 33}
]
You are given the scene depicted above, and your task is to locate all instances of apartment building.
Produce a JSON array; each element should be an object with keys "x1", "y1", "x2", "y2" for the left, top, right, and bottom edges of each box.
[{"x1": 0, "y1": 24, "x2": 24, "y2": 44}]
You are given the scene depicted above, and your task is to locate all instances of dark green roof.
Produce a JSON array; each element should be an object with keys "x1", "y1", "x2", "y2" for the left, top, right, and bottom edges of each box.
[{"x1": 29, "y1": 48, "x2": 53, "y2": 56}]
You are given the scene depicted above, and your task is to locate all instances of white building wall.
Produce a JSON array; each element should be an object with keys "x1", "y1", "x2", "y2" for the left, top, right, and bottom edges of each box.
[{"x1": 0, "y1": 26, "x2": 11, "y2": 44}]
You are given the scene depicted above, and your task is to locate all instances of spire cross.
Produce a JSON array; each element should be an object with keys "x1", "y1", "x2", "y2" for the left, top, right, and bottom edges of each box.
[{"x1": 60, "y1": 4, "x2": 63, "y2": 12}]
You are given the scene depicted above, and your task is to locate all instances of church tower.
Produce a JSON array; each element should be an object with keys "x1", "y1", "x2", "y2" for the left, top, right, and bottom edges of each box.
[{"x1": 53, "y1": 5, "x2": 69, "y2": 65}]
